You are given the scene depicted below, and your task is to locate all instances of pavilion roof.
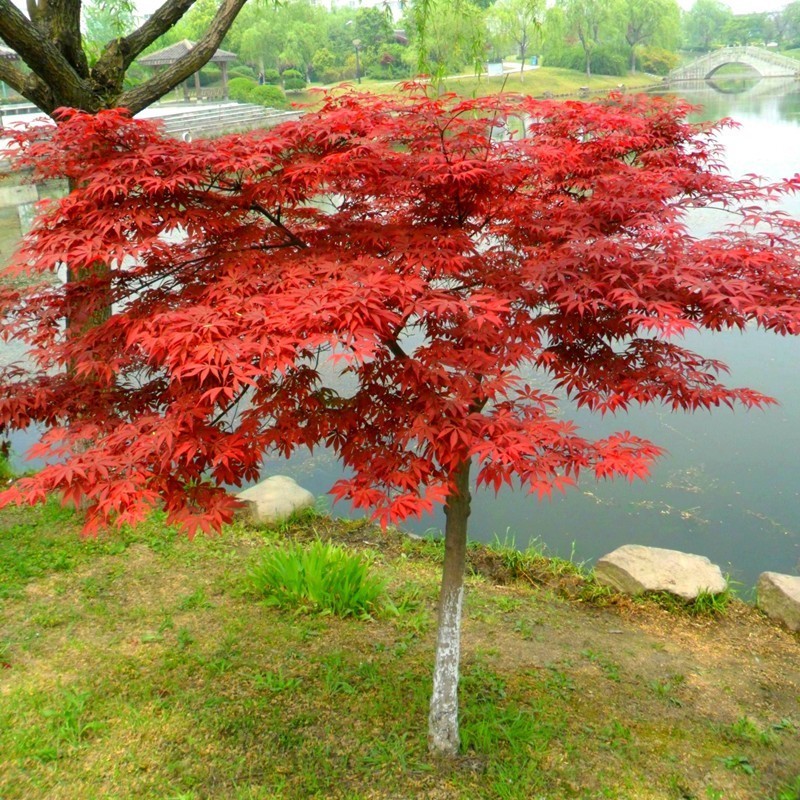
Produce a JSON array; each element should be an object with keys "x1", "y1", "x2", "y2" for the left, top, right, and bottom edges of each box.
[{"x1": 138, "y1": 40, "x2": 237, "y2": 67}]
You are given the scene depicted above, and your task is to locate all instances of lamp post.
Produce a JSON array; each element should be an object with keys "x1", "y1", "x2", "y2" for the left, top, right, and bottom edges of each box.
[{"x1": 352, "y1": 38, "x2": 362, "y2": 84}]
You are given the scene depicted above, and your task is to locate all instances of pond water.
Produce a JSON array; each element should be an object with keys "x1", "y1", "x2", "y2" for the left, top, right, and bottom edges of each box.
[{"x1": 3, "y1": 77, "x2": 800, "y2": 588}]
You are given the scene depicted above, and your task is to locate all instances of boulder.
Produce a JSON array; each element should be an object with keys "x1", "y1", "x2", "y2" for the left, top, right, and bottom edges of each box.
[
  {"x1": 594, "y1": 544, "x2": 727, "y2": 601},
  {"x1": 757, "y1": 572, "x2": 800, "y2": 632},
  {"x1": 235, "y1": 475, "x2": 314, "y2": 525}
]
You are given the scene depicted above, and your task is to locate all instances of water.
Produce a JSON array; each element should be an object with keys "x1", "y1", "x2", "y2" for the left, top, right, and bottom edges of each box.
[
  {"x1": 266, "y1": 77, "x2": 800, "y2": 589},
  {"x1": 4, "y1": 79, "x2": 800, "y2": 587}
]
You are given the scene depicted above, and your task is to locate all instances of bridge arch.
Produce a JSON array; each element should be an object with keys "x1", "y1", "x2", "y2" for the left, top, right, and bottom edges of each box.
[{"x1": 669, "y1": 46, "x2": 800, "y2": 83}]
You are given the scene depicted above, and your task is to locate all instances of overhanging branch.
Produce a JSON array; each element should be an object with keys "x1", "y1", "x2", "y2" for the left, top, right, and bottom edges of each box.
[
  {"x1": 94, "y1": 0, "x2": 197, "y2": 77},
  {"x1": 117, "y1": 0, "x2": 248, "y2": 115},
  {"x1": 0, "y1": 0, "x2": 93, "y2": 111}
]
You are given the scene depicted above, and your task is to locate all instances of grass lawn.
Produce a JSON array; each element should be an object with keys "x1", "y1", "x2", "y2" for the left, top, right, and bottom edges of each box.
[
  {"x1": 1, "y1": 501, "x2": 799, "y2": 799},
  {"x1": 288, "y1": 67, "x2": 663, "y2": 109}
]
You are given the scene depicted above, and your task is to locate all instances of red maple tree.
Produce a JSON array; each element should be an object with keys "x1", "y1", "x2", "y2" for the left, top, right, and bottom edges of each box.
[{"x1": 2, "y1": 88, "x2": 800, "y2": 753}]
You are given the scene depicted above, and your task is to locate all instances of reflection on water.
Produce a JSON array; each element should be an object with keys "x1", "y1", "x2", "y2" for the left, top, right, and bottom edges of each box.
[
  {"x1": 706, "y1": 75, "x2": 761, "y2": 94},
  {"x1": 2, "y1": 83, "x2": 800, "y2": 587}
]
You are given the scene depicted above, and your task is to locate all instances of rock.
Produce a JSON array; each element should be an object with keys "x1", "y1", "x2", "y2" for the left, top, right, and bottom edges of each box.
[
  {"x1": 594, "y1": 544, "x2": 727, "y2": 601},
  {"x1": 757, "y1": 572, "x2": 800, "y2": 632},
  {"x1": 235, "y1": 475, "x2": 314, "y2": 525}
]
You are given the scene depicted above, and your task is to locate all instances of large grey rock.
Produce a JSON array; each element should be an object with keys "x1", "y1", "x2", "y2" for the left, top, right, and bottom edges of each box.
[
  {"x1": 236, "y1": 476, "x2": 314, "y2": 525},
  {"x1": 595, "y1": 544, "x2": 727, "y2": 600},
  {"x1": 757, "y1": 572, "x2": 800, "y2": 632}
]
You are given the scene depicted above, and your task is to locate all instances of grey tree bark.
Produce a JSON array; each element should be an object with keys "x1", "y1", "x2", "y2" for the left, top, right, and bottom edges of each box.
[{"x1": 428, "y1": 458, "x2": 472, "y2": 757}]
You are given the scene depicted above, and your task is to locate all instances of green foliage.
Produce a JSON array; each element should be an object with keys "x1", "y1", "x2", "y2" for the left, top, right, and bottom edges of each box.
[
  {"x1": 246, "y1": 539, "x2": 388, "y2": 618},
  {"x1": 638, "y1": 45, "x2": 679, "y2": 74},
  {"x1": 543, "y1": 41, "x2": 628, "y2": 77},
  {"x1": 719, "y1": 754, "x2": 755, "y2": 775},
  {"x1": 228, "y1": 65, "x2": 256, "y2": 80},
  {"x1": 227, "y1": 76, "x2": 257, "y2": 102},
  {"x1": 691, "y1": 587, "x2": 733, "y2": 616},
  {"x1": 281, "y1": 68, "x2": 307, "y2": 91},
  {"x1": 772, "y1": 775, "x2": 800, "y2": 800},
  {"x1": 262, "y1": 68, "x2": 281, "y2": 84},
  {"x1": 682, "y1": 0, "x2": 732, "y2": 51},
  {"x1": 724, "y1": 716, "x2": 778, "y2": 748},
  {"x1": 642, "y1": 586, "x2": 733, "y2": 617},
  {"x1": 249, "y1": 84, "x2": 288, "y2": 108}
]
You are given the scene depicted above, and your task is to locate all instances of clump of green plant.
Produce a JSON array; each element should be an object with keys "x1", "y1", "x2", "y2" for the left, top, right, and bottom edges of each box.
[
  {"x1": 247, "y1": 539, "x2": 388, "y2": 619},
  {"x1": 691, "y1": 587, "x2": 733, "y2": 617},
  {"x1": 772, "y1": 774, "x2": 800, "y2": 800},
  {"x1": 723, "y1": 716, "x2": 778, "y2": 747},
  {"x1": 643, "y1": 585, "x2": 733, "y2": 617}
]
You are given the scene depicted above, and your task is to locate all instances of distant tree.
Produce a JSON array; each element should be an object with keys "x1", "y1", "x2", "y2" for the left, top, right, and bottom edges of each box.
[
  {"x1": 0, "y1": 0, "x2": 249, "y2": 115},
  {"x1": 487, "y1": 0, "x2": 545, "y2": 80},
  {"x1": 617, "y1": 0, "x2": 680, "y2": 71},
  {"x1": 722, "y1": 12, "x2": 770, "y2": 46},
  {"x1": 82, "y1": 0, "x2": 136, "y2": 66},
  {"x1": 682, "y1": 0, "x2": 733, "y2": 52},
  {"x1": 775, "y1": 2, "x2": 800, "y2": 47},
  {"x1": 281, "y1": 21, "x2": 326, "y2": 82},
  {"x1": 561, "y1": 0, "x2": 617, "y2": 76},
  {"x1": 4, "y1": 89, "x2": 800, "y2": 756},
  {"x1": 407, "y1": 0, "x2": 488, "y2": 77}
]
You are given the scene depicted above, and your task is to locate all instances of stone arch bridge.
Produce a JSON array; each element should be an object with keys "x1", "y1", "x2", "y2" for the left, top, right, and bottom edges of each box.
[{"x1": 669, "y1": 46, "x2": 800, "y2": 82}]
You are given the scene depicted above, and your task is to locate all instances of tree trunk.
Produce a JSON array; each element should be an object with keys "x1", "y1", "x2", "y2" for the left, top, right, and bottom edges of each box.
[
  {"x1": 630, "y1": 47, "x2": 636, "y2": 72},
  {"x1": 427, "y1": 458, "x2": 472, "y2": 757}
]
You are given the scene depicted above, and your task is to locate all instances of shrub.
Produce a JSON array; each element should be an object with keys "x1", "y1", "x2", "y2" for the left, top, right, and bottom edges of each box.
[
  {"x1": 543, "y1": 44, "x2": 627, "y2": 77},
  {"x1": 228, "y1": 65, "x2": 257, "y2": 80},
  {"x1": 247, "y1": 540, "x2": 388, "y2": 618},
  {"x1": 637, "y1": 47, "x2": 679, "y2": 75},
  {"x1": 281, "y1": 68, "x2": 307, "y2": 91},
  {"x1": 228, "y1": 76, "x2": 257, "y2": 103},
  {"x1": 248, "y1": 84, "x2": 288, "y2": 109},
  {"x1": 262, "y1": 68, "x2": 281, "y2": 85}
]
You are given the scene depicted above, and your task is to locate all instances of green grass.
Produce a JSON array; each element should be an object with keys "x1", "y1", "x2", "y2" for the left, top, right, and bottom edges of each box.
[
  {"x1": 1, "y1": 505, "x2": 799, "y2": 799},
  {"x1": 247, "y1": 539, "x2": 390, "y2": 619},
  {"x1": 290, "y1": 66, "x2": 662, "y2": 111}
]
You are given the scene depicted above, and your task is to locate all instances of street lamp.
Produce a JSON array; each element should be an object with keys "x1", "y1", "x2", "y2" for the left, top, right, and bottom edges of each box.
[{"x1": 352, "y1": 39, "x2": 362, "y2": 84}]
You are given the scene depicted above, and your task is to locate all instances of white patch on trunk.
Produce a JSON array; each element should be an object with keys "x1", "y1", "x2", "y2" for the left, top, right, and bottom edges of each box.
[{"x1": 428, "y1": 583, "x2": 464, "y2": 756}]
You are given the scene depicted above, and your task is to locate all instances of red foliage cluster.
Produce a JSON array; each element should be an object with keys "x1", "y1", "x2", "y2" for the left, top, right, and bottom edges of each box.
[{"x1": 2, "y1": 87, "x2": 799, "y2": 533}]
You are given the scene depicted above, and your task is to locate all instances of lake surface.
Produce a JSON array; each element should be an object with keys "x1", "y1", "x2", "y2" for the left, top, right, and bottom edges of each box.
[{"x1": 3, "y1": 78, "x2": 800, "y2": 587}]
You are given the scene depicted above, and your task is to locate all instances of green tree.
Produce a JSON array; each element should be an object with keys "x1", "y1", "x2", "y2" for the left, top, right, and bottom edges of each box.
[
  {"x1": 682, "y1": 0, "x2": 732, "y2": 52},
  {"x1": 487, "y1": 0, "x2": 544, "y2": 81},
  {"x1": 561, "y1": 0, "x2": 618, "y2": 77},
  {"x1": 282, "y1": 21, "x2": 326, "y2": 81},
  {"x1": 407, "y1": 0, "x2": 488, "y2": 78},
  {"x1": 82, "y1": 0, "x2": 136, "y2": 65},
  {"x1": 618, "y1": 0, "x2": 679, "y2": 71},
  {"x1": 775, "y1": 3, "x2": 800, "y2": 46}
]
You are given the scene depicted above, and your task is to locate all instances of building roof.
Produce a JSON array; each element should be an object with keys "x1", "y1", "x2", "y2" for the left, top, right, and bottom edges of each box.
[{"x1": 138, "y1": 40, "x2": 237, "y2": 67}]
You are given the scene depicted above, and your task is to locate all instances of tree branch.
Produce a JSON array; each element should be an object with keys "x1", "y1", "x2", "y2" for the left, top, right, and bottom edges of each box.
[
  {"x1": 94, "y1": 0, "x2": 197, "y2": 78},
  {"x1": 117, "y1": 0, "x2": 248, "y2": 115},
  {"x1": 0, "y1": 0, "x2": 93, "y2": 112}
]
